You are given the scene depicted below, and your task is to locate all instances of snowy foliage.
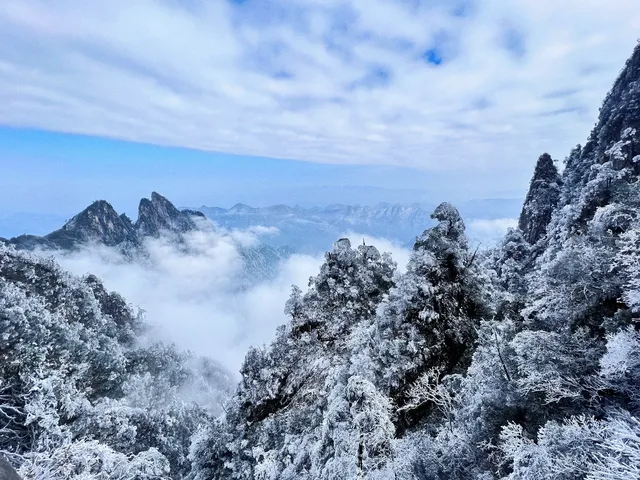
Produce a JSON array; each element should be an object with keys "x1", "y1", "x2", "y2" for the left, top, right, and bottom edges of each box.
[{"x1": 0, "y1": 245, "x2": 230, "y2": 479}]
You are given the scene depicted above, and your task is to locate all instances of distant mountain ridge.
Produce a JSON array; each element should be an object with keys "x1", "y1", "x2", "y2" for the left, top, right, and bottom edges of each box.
[
  {"x1": 0, "y1": 192, "x2": 291, "y2": 284},
  {"x1": 194, "y1": 198, "x2": 521, "y2": 252}
]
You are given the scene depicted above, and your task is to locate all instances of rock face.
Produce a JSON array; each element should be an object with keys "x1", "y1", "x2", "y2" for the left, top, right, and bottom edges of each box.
[
  {"x1": 6, "y1": 192, "x2": 202, "y2": 250},
  {"x1": 518, "y1": 153, "x2": 562, "y2": 244},
  {"x1": 0, "y1": 457, "x2": 22, "y2": 480},
  {"x1": 135, "y1": 192, "x2": 199, "y2": 238},
  {"x1": 556, "y1": 43, "x2": 640, "y2": 230},
  {"x1": 49, "y1": 200, "x2": 136, "y2": 248}
]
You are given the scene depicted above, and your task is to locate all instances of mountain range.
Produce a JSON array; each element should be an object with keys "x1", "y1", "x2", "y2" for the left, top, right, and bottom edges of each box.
[
  {"x1": 2, "y1": 192, "x2": 204, "y2": 251},
  {"x1": 0, "y1": 196, "x2": 521, "y2": 256},
  {"x1": 194, "y1": 198, "x2": 521, "y2": 253},
  {"x1": 0, "y1": 192, "x2": 292, "y2": 284}
]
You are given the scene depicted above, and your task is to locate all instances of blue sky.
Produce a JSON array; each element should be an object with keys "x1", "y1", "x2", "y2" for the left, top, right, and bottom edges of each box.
[
  {"x1": 1, "y1": 127, "x2": 526, "y2": 217},
  {"x1": 1, "y1": 0, "x2": 639, "y2": 219}
]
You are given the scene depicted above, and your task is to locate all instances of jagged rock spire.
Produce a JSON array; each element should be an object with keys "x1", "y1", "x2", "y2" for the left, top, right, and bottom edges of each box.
[
  {"x1": 518, "y1": 153, "x2": 562, "y2": 244},
  {"x1": 135, "y1": 192, "x2": 198, "y2": 238},
  {"x1": 50, "y1": 199, "x2": 136, "y2": 248},
  {"x1": 8, "y1": 192, "x2": 206, "y2": 250}
]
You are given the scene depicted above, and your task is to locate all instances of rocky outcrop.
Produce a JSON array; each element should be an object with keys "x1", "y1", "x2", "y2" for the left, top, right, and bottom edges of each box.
[
  {"x1": 6, "y1": 192, "x2": 204, "y2": 251},
  {"x1": 50, "y1": 200, "x2": 136, "y2": 248},
  {"x1": 135, "y1": 192, "x2": 199, "y2": 238},
  {"x1": 518, "y1": 153, "x2": 562, "y2": 244}
]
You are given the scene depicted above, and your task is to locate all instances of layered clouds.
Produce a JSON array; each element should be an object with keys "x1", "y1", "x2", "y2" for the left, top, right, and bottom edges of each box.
[{"x1": 1, "y1": 0, "x2": 639, "y2": 174}]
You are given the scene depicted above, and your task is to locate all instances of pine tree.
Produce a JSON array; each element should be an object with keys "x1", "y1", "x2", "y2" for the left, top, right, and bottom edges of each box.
[{"x1": 374, "y1": 203, "x2": 491, "y2": 432}]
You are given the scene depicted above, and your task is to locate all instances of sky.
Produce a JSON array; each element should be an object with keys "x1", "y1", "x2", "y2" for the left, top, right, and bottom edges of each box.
[{"x1": 1, "y1": 0, "x2": 640, "y2": 217}]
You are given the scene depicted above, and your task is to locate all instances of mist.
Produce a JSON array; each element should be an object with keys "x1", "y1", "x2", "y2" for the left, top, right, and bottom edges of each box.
[
  {"x1": 467, "y1": 218, "x2": 518, "y2": 244},
  {"x1": 39, "y1": 227, "x2": 409, "y2": 375}
]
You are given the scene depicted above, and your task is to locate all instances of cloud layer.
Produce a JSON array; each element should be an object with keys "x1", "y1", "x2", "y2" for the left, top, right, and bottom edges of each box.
[
  {"x1": 41, "y1": 226, "x2": 409, "y2": 374},
  {"x1": 467, "y1": 217, "x2": 518, "y2": 244},
  {"x1": 42, "y1": 229, "x2": 322, "y2": 373},
  {"x1": 1, "y1": 0, "x2": 639, "y2": 172}
]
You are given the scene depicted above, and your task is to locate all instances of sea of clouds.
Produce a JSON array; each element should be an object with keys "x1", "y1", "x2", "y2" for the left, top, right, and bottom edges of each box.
[
  {"x1": 34, "y1": 211, "x2": 513, "y2": 378},
  {"x1": 40, "y1": 226, "x2": 411, "y2": 376}
]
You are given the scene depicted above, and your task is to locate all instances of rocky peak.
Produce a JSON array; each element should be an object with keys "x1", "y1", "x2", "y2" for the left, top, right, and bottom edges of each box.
[
  {"x1": 8, "y1": 193, "x2": 208, "y2": 251},
  {"x1": 135, "y1": 192, "x2": 198, "y2": 237},
  {"x1": 585, "y1": 42, "x2": 640, "y2": 165},
  {"x1": 228, "y1": 203, "x2": 257, "y2": 214},
  {"x1": 518, "y1": 153, "x2": 562, "y2": 244},
  {"x1": 49, "y1": 200, "x2": 135, "y2": 248}
]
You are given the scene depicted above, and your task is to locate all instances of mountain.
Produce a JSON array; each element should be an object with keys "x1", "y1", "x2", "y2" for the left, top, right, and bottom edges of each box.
[
  {"x1": 187, "y1": 42, "x2": 640, "y2": 480},
  {"x1": 2, "y1": 192, "x2": 203, "y2": 250},
  {"x1": 195, "y1": 199, "x2": 521, "y2": 253},
  {"x1": 517, "y1": 153, "x2": 562, "y2": 244},
  {"x1": 4, "y1": 40, "x2": 640, "y2": 480},
  {"x1": 136, "y1": 192, "x2": 203, "y2": 238},
  {"x1": 197, "y1": 203, "x2": 433, "y2": 252},
  {"x1": 1, "y1": 192, "x2": 291, "y2": 285}
]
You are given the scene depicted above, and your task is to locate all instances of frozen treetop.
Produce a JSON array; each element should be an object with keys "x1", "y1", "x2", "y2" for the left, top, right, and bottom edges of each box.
[
  {"x1": 414, "y1": 202, "x2": 467, "y2": 252},
  {"x1": 334, "y1": 237, "x2": 353, "y2": 253},
  {"x1": 530, "y1": 153, "x2": 558, "y2": 183},
  {"x1": 431, "y1": 202, "x2": 466, "y2": 240}
]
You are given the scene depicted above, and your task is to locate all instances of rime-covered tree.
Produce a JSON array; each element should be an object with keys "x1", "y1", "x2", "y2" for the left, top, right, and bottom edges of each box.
[
  {"x1": 197, "y1": 239, "x2": 397, "y2": 480},
  {"x1": 0, "y1": 245, "x2": 230, "y2": 479},
  {"x1": 373, "y1": 203, "x2": 491, "y2": 432}
]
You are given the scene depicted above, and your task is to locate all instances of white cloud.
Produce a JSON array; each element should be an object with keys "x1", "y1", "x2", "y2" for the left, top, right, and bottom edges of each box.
[
  {"x1": 1, "y1": 0, "x2": 639, "y2": 176},
  {"x1": 228, "y1": 225, "x2": 280, "y2": 247},
  {"x1": 36, "y1": 227, "x2": 411, "y2": 375},
  {"x1": 467, "y1": 217, "x2": 518, "y2": 243},
  {"x1": 39, "y1": 229, "x2": 323, "y2": 375}
]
